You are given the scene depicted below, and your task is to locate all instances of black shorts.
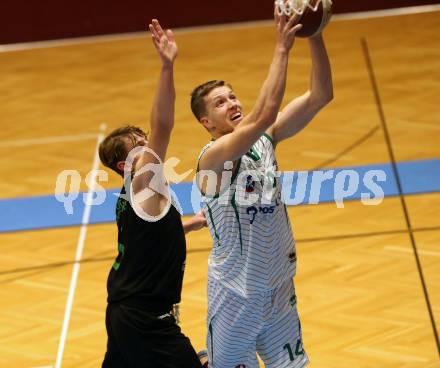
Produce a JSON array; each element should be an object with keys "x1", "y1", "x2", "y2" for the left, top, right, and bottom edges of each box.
[{"x1": 102, "y1": 303, "x2": 202, "y2": 368}]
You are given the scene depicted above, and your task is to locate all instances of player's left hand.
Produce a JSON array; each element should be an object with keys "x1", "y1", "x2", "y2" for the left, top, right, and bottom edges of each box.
[
  {"x1": 191, "y1": 210, "x2": 207, "y2": 231},
  {"x1": 149, "y1": 19, "x2": 178, "y2": 65}
]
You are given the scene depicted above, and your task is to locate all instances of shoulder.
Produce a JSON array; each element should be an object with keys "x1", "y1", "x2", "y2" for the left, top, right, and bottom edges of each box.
[{"x1": 197, "y1": 141, "x2": 215, "y2": 165}]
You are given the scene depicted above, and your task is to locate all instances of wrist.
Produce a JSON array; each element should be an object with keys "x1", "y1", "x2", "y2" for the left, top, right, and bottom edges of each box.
[
  {"x1": 161, "y1": 60, "x2": 174, "y2": 69},
  {"x1": 187, "y1": 217, "x2": 196, "y2": 229},
  {"x1": 274, "y1": 45, "x2": 290, "y2": 56},
  {"x1": 309, "y1": 33, "x2": 324, "y2": 43},
  {"x1": 183, "y1": 220, "x2": 192, "y2": 234}
]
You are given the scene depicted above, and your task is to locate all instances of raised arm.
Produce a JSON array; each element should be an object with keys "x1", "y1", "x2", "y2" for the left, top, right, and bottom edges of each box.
[
  {"x1": 199, "y1": 9, "x2": 302, "y2": 173},
  {"x1": 129, "y1": 19, "x2": 178, "y2": 220},
  {"x1": 267, "y1": 33, "x2": 333, "y2": 145},
  {"x1": 147, "y1": 19, "x2": 178, "y2": 161}
]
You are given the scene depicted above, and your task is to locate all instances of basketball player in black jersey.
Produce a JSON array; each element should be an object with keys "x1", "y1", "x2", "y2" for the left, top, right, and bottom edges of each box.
[{"x1": 98, "y1": 19, "x2": 206, "y2": 368}]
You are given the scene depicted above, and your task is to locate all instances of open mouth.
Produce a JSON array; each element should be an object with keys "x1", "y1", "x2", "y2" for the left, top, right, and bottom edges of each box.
[{"x1": 230, "y1": 112, "x2": 242, "y2": 122}]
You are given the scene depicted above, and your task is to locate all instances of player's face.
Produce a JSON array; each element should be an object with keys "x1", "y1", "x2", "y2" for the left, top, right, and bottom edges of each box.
[
  {"x1": 120, "y1": 133, "x2": 149, "y2": 172},
  {"x1": 202, "y1": 86, "x2": 244, "y2": 135},
  {"x1": 124, "y1": 133, "x2": 148, "y2": 154}
]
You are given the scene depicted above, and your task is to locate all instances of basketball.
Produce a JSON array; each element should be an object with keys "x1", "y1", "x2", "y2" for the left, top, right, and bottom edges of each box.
[{"x1": 276, "y1": 0, "x2": 333, "y2": 38}]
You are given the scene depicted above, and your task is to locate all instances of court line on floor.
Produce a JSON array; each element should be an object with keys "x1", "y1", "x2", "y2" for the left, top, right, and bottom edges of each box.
[
  {"x1": 2, "y1": 225, "x2": 440, "y2": 282},
  {"x1": 310, "y1": 125, "x2": 380, "y2": 169},
  {"x1": 361, "y1": 37, "x2": 440, "y2": 357},
  {"x1": 297, "y1": 226, "x2": 440, "y2": 243},
  {"x1": 0, "y1": 133, "x2": 98, "y2": 148},
  {"x1": 0, "y1": 256, "x2": 114, "y2": 284},
  {"x1": 54, "y1": 124, "x2": 106, "y2": 368},
  {"x1": 385, "y1": 246, "x2": 440, "y2": 258},
  {"x1": 1, "y1": 5, "x2": 439, "y2": 52}
]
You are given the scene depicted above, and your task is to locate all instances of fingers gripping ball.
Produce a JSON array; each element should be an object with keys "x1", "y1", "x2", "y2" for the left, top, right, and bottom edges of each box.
[{"x1": 275, "y1": 0, "x2": 333, "y2": 38}]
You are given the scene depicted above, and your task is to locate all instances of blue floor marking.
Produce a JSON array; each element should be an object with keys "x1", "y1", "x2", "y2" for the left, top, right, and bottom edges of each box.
[{"x1": 0, "y1": 158, "x2": 439, "y2": 233}]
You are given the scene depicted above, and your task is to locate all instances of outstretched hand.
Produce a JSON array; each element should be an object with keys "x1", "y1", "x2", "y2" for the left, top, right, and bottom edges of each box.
[
  {"x1": 274, "y1": 4, "x2": 303, "y2": 52},
  {"x1": 182, "y1": 210, "x2": 207, "y2": 234},
  {"x1": 191, "y1": 210, "x2": 208, "y2": 231},
  {"x1": 149, "y1": 19, "x2": 178, "y2": 65}
]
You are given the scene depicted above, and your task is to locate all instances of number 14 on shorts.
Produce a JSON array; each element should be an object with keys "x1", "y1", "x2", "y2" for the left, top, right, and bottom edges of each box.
[{"x1": 283, "y1": 338, "x2": 304, "y2": 361}]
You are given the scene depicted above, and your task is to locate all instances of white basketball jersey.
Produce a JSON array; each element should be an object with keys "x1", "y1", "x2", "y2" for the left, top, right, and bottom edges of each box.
[{"x1": 198, "y1": 134, "x2": 297, "y2": 297}]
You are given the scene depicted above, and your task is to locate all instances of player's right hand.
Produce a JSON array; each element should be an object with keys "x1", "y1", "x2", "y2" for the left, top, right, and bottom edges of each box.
[
  {"x1": 149, "y1": 19, "x2": 178, "y2": 65},
  {"x1": 274, "y1": 5, "x2": 303, "y2": 52}
]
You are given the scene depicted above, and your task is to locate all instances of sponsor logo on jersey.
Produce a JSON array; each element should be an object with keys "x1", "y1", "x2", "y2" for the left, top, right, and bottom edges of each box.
[
  {"x1": 245, "y1": 175, "x2": 256, "y2": 193},
  {"x1": 116, "y1": 197, "x2": 128, "y2": 222},
  {"x1": 112, "y1": 242, "x2": 125, "y2": 271},
  {"x1": 247, "y1": 206, "x2": 258, "y2": 224},
  {"x1": 246, "y1": 201, "x2": 280, "y2": 224},
  {"x1": 246, "y1": 205, "x2": 276, "y2": 224}
]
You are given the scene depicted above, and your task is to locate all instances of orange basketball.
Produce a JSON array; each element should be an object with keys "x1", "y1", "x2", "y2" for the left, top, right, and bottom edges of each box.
[{"x1": 277, "y1": 0, "x2": 333, "y2": 38}]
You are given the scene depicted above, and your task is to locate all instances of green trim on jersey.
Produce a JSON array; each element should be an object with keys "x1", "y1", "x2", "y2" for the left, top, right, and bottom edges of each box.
[
  {"x1": 112, "y1": 242, "x2": 125, "y2": 271},
  {"x1": 206, "y1": 203, "x2": 220, "y2": 246},
  {"x1": 263, "y1": 132, "x2": 275, "y2": 147},
  {"x1": 209, "y1": 318, "x2": 214, "y2": 365},
  {"x1": 230, "y1": 189, "x2": 243, "y2": 255},
  {"x1": 246, "y1": 144, "x2": 261, "y2": 161}
]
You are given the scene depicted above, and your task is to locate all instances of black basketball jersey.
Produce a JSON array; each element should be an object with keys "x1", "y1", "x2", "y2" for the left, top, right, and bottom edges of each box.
[{"x1": 107, "y1": 186, "x2": 186, "y2": 313}]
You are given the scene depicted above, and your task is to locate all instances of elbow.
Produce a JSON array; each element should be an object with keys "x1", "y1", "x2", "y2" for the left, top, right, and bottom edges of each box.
[
  {"x1": 323, "y1": 81, "x2": 334, "y2": 104},
  {"x1": 322, "y1": 90, "x2": 334, "y2": 106},
  {"x1": 319, "y1": 84, "x2": 334, "y2": 106},
  {"x1": 311, "y1": 89, "x2": 333, "y2": 110}
]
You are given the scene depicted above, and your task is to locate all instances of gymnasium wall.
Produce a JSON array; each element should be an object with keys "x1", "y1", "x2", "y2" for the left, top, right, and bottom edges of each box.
[{"x1": 1, "y1": 0, "x2": 439, "y2": 44}]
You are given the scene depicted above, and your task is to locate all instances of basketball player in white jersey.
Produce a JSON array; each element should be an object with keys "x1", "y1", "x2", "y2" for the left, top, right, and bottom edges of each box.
[{"x1": 191, "y1": 7, "x2": 333, "y2": 368}]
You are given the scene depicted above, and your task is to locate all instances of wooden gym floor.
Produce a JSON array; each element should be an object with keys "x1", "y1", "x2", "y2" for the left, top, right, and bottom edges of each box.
[{"x1": 0, "y1": 8, "x2": 439, "y2": 368}]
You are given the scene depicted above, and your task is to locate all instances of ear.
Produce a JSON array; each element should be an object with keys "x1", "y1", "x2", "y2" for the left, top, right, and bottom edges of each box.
[
  {"x1": 116, "y1": 161, "x2": 125, "y2": 175},
  {"x1": 200, "y1": 117, "x2": 214, "y2": 132}
]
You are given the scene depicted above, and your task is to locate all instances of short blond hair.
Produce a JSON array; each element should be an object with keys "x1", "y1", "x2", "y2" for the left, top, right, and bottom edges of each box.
[{"x1": 98, "y1": 125, "x2": 147, "y2": 175}]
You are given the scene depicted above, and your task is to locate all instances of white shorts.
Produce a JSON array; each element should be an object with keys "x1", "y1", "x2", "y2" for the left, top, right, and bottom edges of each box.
[{"x1": 207, "y1": 277, "x2": 309, "y2": 368}]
